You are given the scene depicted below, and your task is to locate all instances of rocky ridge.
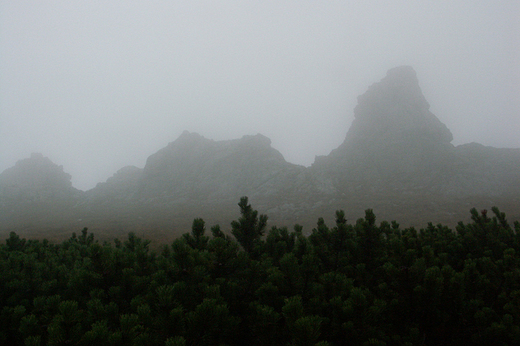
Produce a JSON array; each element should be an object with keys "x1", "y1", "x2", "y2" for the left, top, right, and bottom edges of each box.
[{"x1": 1, "y1": 66, "x2": 519, "y2": 240}]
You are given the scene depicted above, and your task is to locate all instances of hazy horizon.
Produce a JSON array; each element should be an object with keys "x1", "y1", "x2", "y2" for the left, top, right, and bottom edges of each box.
[{"x1": 1, "y1": 1, "x2": 519, "y2": 191}]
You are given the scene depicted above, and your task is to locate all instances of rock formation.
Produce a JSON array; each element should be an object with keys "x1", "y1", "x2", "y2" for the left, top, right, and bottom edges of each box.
[
  {"x1": 313, "y1": 66, "x2": 520, "y2": 197},
  {"x1": 343, "y1": 66, "x2": 453, "y2": 149},
  {"x1": 313, "y1": 66, "x2": 456, "y2": 187},
  {"x1": 0, "y1": 153, "x2": 78, "y2": 203},
  {"x1": 0, "y1": 153, "x2": 80, "y2": 232},
  {"x1": 136, "y1": 131, "x2": 305, "y2": 202},
  {"x1": 1, "y1": 66, "x2": 519, "y2": 239}
]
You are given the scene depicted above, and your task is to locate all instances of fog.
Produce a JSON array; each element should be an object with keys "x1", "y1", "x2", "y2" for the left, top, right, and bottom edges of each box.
[{"x1": 1, "y1": 1, "x2": 518, "y2": 191}]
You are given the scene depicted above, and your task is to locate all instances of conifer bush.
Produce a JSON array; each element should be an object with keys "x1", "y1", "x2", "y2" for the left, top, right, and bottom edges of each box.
[{"x1": 0, "y1": 199, "x2": 519, "y2": 345}]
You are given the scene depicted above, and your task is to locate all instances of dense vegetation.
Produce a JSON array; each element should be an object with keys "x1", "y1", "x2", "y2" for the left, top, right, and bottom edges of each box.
[{"x1": 1, "y1": 197, "x2": 519, "y2": 345}]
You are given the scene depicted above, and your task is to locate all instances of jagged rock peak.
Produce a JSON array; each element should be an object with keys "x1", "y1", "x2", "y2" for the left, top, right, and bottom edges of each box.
[
  {"x1": 343, "y1": 65, "x2": 453, "y2": 147},
  {"x1": 137, "y1": 130, "x2": 296, "y2": 200},
  {"x1": 0, "y1": 153, "x2": 73, "y2": 190},
  {"x1": 145, "y1": 131, "x2": 283, "y2": 171}
]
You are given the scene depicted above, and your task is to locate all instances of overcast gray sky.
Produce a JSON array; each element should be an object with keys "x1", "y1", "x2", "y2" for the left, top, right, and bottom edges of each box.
[{"x1": 1, "y1": 1, "x2": 519, "y2": 191}]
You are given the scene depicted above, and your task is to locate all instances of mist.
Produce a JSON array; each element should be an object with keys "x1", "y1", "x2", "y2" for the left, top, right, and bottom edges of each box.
[{"x1": 1, "y1": 1, "x2": 518, "y2": 191}]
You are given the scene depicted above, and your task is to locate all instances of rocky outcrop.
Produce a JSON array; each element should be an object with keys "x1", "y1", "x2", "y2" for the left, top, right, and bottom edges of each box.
[
  {"x1": 343, "y1": 66, "x2": 453, "y2": 149},
  {"x1": 1, "y1": 66, "x2": 519, "y2": 238},
  {"x1": 0, "y1": 153, "x2": 79, "y2": 203},
  {"x1": 137, "y1": 131, "x2": 307, "y2": 202},
  {"x1": 312, "y1": 66, "x2": 520, "y2": 197},
  {"x1": 0, "y1": 153, "x2": 81, "y2": 232},
  {"x1": 316, "y1": 66, "x2": 455, "y2": 179}
]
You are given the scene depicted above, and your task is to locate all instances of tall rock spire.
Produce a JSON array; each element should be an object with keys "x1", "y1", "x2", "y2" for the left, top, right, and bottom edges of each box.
[
  {"x1": 343, "y1": 65, "x2": 453, "y2": 149},
  {"x1": 319, "y1": 66, "x2": 456, "y2": 183}
]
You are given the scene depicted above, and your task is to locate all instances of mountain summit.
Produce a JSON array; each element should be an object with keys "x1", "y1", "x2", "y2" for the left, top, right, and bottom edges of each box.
[
  {"x1": 315, "y1": 66, "x2": 456, "y2": 184},
  {"x1": 137, "y1": 131, "x2": 303, "y2": 201},
  {"x1": 344, "y1": 65, "x2": 453, "y2": 148}
]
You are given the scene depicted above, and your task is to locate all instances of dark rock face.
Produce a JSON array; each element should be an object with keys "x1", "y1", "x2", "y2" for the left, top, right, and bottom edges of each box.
[
  {"x1": 0, "y1": 153, "x2": 80, "y2": 232},
  {"x1": 318, "y1": 66, "x2": 455, "y2": 184},
  {"x1": 345, "y1": 66, "x2": 453, "y2": 148},
  {"x1": 0, "y1": 153, "x2": 78, "y2": 202},
  {"x1": 1, "y1": 66, "x2": 519, "y2": 238},
  {"x1": 137, "y1": 131, "x2": 305, "y2": 202}
]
